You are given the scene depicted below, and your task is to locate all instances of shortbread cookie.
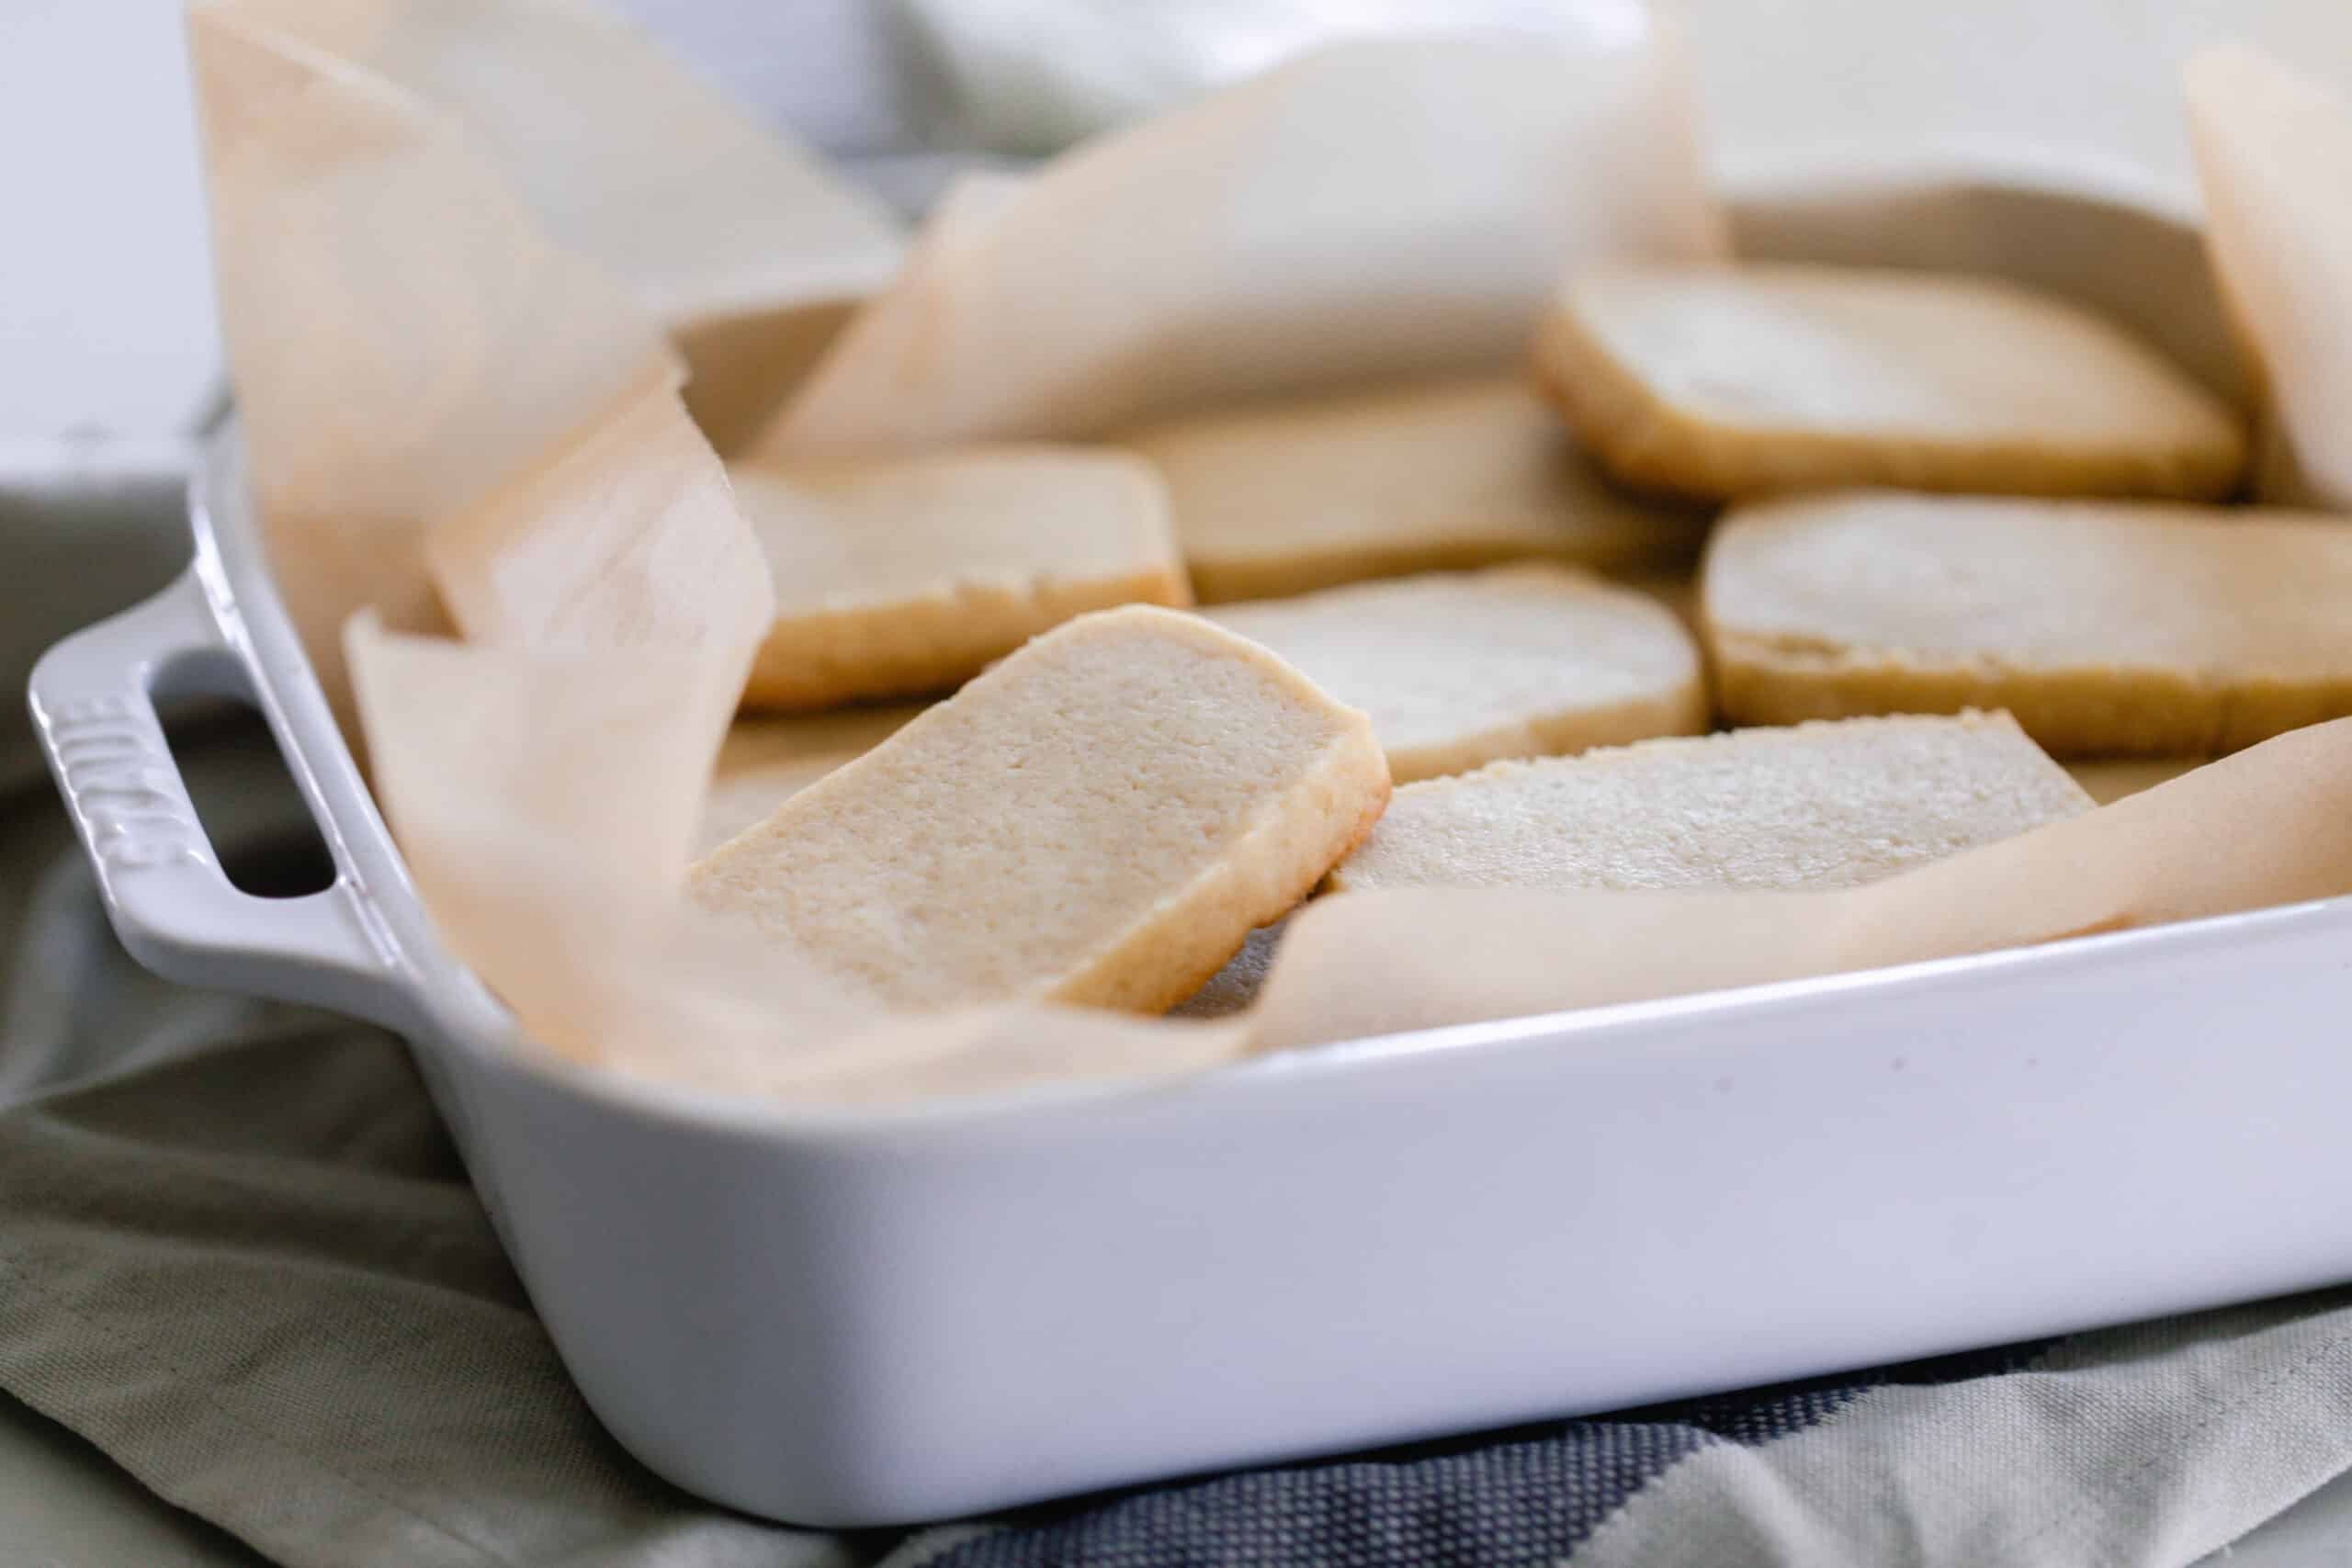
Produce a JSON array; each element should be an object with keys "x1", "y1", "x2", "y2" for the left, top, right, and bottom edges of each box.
[
  {"x1": 1203, "y1": 566, "x2": 1705, "y2": 783},
  {"x1": 694, "y1": 705, "x2": 923, "y2": 856},
  {"x1": 1703, "y1": 491, "x2": 2352, "y2": 754},
  {"x1": 1330, "y1": 712, "x2": 2088, "y2": 894},
  {"x1": 691, "y1": 606, "x2": 1391, "y2": 1012},
  {"x1": 1534, "y1": 265, "x2": 2247, "y2": 502},
  {"x1": 1125, "y1": 377, "x2": 1711, "y2": 603},
  {"x1": 734, "y1": 447, "x2": 1188, "y2": 708}
]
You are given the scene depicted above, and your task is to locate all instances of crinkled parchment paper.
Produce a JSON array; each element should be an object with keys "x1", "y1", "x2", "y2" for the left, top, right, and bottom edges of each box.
[
  {"x1": 1254, "y1": 719, "x2": 2352, "y2": 1049},
  {"x1": 2185, "y1": 46, "x2": 2352, "y2": 507},
  {"x1": 425, "y1": 379, "x2": 774, "y2": 653},
  {"x1": 199, "y1": 8, "x2": 2352, "y2": 1108},
  {"x1": 189, "y1": 4, "x2": 680, "y2": 727},
  {"x1": 345, "y1": 613, "x2": 1256, "y2": 1099},
  {"x1": 760, "y1": 11, "x2": 1728, "y2": 457},
  {"x1": 209, "y1": 3, "x2": 1249, "y2": 1103},
  {"x1": 211, "y1": 0, "x2": 905, "y2": 452}
]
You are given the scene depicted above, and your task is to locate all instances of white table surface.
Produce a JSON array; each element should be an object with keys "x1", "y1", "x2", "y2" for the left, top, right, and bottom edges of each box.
[{"x1": 8, "y1": 0, "x2": 2352, "y2": 1559}]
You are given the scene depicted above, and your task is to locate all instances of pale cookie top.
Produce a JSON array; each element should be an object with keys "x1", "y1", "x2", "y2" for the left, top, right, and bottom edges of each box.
[
  {"x1": 1705, "y1": 491, "x2": 2352, "y2": 672},
  {"x1": 1558, "y1": 265, "x2": 2245, "y2": 464},
  {"x1": 730, "y1": 446, "x2": 1180, "y2": 615},
  {"x1": 689, "y1": 606, "x2": 1383, "y2": 1010},
  {"x1": 695, "y1": 705, "x2": 925, "y2": 857},
  {"x1": 1331, "y1": 712, "x2": 2090, "y2": 894},
  {"x1": 1204, "y1": 566, "x2": 1702, "y2": 782},
  {"x1": 1125, "y1": 376, "x2": 1707, "y2": 593}
]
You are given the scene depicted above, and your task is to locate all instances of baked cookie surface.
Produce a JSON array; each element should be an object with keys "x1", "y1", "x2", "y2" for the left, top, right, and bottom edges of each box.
[
  {"x1": 1204, "y1": 565, "x2": 1705, "y2": 783},
  {"x1": 693, "y1": 606, "x2": 1390, "y2": 1013},
  {"x1": 1127, "y1": 376, "x2": 1709, "y2": 603},
  {"x1": 693, "y1": 705, "x2": 925, "y2": 857},
  {"x1": 1535, "y1": 264, "x2": 2247, "y2": 502},
  {"x1": 1330, "y1": 711, "x2": 2087, "y2": 894},
  {"x1": 734, "y1": 446, "x2": 1188, "y2": 709},
  {"x1": 1703, "y1": 491, "x2": 2352, "y2": 754}
]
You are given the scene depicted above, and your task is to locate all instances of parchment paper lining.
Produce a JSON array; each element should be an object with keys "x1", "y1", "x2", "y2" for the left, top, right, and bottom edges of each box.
[{"x1": 197, "y1": 10, "x2": 2352, "y2": 1107}]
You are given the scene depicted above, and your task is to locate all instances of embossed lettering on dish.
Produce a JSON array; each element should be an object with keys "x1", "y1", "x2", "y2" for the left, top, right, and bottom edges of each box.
[{"x1": 44, "y1": 695, "x2": 212, "y2": 870}]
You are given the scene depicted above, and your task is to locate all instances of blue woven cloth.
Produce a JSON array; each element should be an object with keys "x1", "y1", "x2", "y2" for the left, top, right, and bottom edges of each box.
[
  {"x1": 906, "y1": 1346, "x2": 2045, "y2": 1568},
  {"x1": 876, "y1": 1303, "x2": 2352, "y2": 1568}
]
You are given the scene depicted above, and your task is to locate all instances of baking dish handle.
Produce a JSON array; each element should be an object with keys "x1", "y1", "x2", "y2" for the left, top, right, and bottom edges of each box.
[{"x1": 27, "y1": 570, "x2": 405, "y2": 1018}]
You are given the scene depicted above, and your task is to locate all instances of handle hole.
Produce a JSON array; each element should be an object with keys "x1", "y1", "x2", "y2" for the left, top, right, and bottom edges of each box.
[{"x1": 153, "y1": 690, "x2": 337, "y2": 900}]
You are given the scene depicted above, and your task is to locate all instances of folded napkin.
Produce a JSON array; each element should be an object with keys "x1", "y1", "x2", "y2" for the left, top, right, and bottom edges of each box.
[{"x1": 7, "y1": 457, "x2": 2352, "y2": 1568}]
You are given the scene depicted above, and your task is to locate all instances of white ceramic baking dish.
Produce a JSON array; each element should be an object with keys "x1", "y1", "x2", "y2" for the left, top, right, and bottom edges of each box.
[{"x1": 28, "y1": 152, "x2": 2352, "y2": 1529}]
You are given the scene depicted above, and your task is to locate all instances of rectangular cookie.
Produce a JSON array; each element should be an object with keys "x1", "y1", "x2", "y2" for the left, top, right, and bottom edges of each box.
[
  {"x1": 1703, "y1": 491, "x2": 2352, "y2": 755},
  {"x1": 1125, "y1": 376, "x2": 1710, "y2": 604},
  {"x1": 1202, "y1": 566, "x2": 1705, "y2": 784},
  {"x1": 1329, "y1": 712, "x2": 2088, "y2": 894},
  {"x1": 691, "y1": 605, "x2": 1391, "y2": 1013},
  {"x1": 1535, "y1": 264, "x2": 2247, "y2": 502},
  {"x1": 734, "y1": 446, "x2": 1189, "y2": 708},
  {"x1": 694, "y1": 705, "x2": 925, "y2": 857}
]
